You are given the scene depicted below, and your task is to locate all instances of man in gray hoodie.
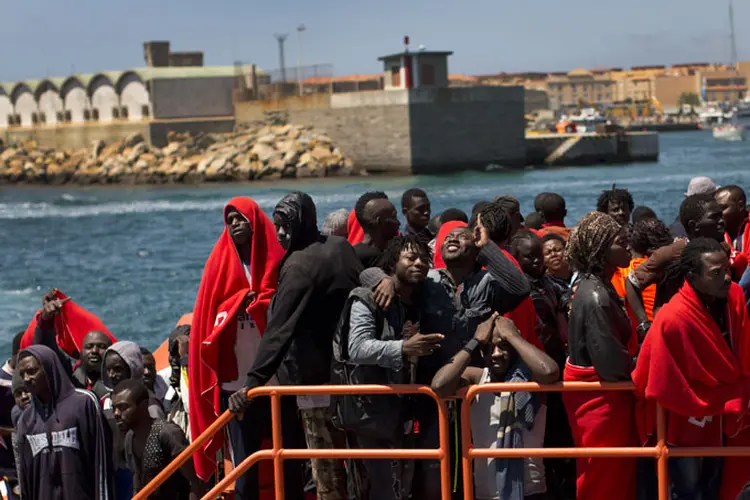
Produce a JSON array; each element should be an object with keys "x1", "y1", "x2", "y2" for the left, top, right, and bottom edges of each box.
[
  {"x1": 101, "y1": 341, "x2": 165, "y2": 500},
  {"x1": 16, "y1": 344, "x2": 113, "y2": 500}
]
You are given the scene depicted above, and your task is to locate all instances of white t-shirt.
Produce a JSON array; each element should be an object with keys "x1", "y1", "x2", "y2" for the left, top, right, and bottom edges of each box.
[
  {"x1": 470, "y1": 368, "x2": 547, "y2": 500},
  {"x1": 221, "y1": 265, "x2": 277, "y2": 392}
]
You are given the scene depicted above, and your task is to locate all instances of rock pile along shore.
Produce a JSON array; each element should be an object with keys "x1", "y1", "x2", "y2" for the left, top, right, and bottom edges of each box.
[{"x1": 0, "y1": 123, "x2": 364, "y2": 185}]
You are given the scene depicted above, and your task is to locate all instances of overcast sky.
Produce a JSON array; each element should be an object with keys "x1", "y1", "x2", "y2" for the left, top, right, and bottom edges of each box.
[{"x1": 1, "y1": 0, "x2": 746, "y2": 82}]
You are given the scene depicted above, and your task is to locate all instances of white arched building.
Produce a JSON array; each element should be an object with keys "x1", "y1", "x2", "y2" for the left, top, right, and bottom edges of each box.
[
  {"x1": 0, "y1": 71, "x2": 152, "y2": 128},
  {"x1": 0, "y1": 61, "x2": 248, "y2": 134},
  {"x1": 36, "y1": 80, "x2": 64, "y2": 125},
  {"x1": 117, "y1": 71, "x2": 151, "y2": 120},
  {"x1": 11, "y1": 84, "x2": 37, "y2": 127},
  {"x1": 88, "y1": 75, "x2": 119, "y2": 123},
  {"x1": 61, "y1": 77, "x2": 90, "y2": 124},
  {"x1": 0, "y1": 88, "x2": 11, "y2": 128}
]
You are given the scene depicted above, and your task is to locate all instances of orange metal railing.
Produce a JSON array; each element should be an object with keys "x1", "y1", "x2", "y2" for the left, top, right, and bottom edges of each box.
[
  {"x1": 134, "y1": 384, "x2": 452, "y2": 500},
  {"x1": 459, "y1": 380, "x2": 750, "y2": 500},
  {"x1": 138, "y1": 381, "x2": 750, "y2": 500}
]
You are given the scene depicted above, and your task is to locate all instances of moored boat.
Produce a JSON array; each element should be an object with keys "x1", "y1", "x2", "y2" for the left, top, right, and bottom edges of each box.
[{"x1": 713, "y1": 123, "x2": 745, "y2": 141}]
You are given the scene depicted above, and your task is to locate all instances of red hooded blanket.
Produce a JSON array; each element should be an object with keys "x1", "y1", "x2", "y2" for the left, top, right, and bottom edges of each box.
[
  {"x1": 433, "y1": 221, "x2": 542, "y2": 350},
  {"x1": 633, "y1": 281, "x2": 750, "y2": 445},
  {"x1": 20, "y1": 289, "x2": 115, "y2": 356},
  {"x1": 632, "y1": 281, "x2": 750, "y2": 498},
  {"x1": 189, "y1": 197, "x2": 284, "y2": 481},
  {"x1": 346, "y1": 209, "x2": 364, "y2": 245}
]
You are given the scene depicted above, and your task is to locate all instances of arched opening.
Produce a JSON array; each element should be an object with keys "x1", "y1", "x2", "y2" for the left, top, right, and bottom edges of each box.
[
  {"x1": 117, "y1": 71, "x2": 151, "y2": 120},
  {"x1": 35, "y1": 80, "x2": 64, "y2": 125},
  {"x1": 0, "y1": 88, "x2": 12, "y2": 129},
  {"x1": 88, "y1": 74, "x2": 118, "y2": 123},
  {"x1": 61, "y1": 77, "x2": 90, "y2": 124},
  {"x1": 11, "y1": 83, "x2": 37, "y2": 127}
]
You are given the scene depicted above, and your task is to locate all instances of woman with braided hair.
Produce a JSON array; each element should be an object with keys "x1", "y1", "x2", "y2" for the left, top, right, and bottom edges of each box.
[{"x1": 562, "y1": 212, "x2": 638, "y2": 500}]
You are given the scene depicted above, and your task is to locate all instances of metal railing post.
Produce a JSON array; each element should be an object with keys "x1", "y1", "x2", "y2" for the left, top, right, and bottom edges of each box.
[
  {"x1": 436, "y1": 398, "x2": 452, "y2": 500},
  {"x1": 656, "y1": 403, "x2": 669, "y2": 500},
  {"x1": 271, "y1": 391, "x2": 285, "y2": 500},
  {"x1": 461, "y1": 391, "x2": 475, "y2": 500}
]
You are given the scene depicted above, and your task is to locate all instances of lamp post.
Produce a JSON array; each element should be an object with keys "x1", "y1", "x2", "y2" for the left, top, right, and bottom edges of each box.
[{"x1": 297, "y1": 24, "x2": 306, "y2": 96}]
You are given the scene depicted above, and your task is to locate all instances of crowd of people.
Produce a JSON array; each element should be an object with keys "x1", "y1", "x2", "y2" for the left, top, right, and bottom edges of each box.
[{"x1": 4, "y1": 176, "x2": 750, "y2": 500}]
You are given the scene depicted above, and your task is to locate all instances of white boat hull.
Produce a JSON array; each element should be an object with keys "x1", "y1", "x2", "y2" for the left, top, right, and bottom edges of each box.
[{"x1": 713, "y1": 124, "x2": 745, "y2": 141}]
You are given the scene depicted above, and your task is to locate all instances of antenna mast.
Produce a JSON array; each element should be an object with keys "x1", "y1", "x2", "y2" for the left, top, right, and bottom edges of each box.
[
  {"x1": 274, "y1": 33, "x2": 289, "y2": 82},
  {"x1": 730, "y1": 0, "x2": 738, "y2": 67}
]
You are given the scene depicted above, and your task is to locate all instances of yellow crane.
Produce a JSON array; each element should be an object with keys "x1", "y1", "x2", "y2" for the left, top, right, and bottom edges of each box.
[{"x1": 604, "y1": 97, "x2": 663, "y2": 119}]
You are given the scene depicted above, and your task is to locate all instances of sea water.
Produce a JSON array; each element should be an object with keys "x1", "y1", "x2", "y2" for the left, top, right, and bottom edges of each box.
[{"x1": 2, "y1": 130, "x2": 748, "y2": 353}]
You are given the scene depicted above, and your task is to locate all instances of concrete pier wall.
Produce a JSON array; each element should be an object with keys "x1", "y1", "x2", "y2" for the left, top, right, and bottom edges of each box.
[
  {"x1": 234, "y1": 86, "x2": 527, "y2": 173},
  {"x1": 408, "y1": 87, "x2": 525, "y2": 173},
  {"x1": 526, "y1": 132, "x2": 659, "y2": 166},
  {"x1": 3, "y1": 121, "x2": 150, "y2": 149},
  {"x1": 3, "y1": 118, "x2": 237, "y2": 150}
]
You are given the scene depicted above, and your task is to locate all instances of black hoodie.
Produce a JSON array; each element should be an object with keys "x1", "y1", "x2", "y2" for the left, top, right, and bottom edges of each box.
[
  {"x1": 16, "y1": 345, "x2": 112, "y2": 500},
  {"x1": 244, "y1": 192, "x2": 364, "y2": 387}
]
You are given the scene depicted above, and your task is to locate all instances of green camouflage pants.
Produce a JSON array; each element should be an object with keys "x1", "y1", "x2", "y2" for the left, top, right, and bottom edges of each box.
[{"x1": 300, "y1": 406, "x2": 349, "y2": 500}]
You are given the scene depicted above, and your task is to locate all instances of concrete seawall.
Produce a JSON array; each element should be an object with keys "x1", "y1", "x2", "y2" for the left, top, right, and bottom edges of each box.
[
  {"x1": 2, "y1": 117, "x2": 235, "y2": 150},
  {"x1": 526, "y1": 132, "x2": 659, "y2": 167},
  {"x1": 235, "y1": 87, "x2": 527, "y2": 174}
]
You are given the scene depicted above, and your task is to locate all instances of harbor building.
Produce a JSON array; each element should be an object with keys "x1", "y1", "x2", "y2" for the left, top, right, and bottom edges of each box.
[
  {"x1": 236, "y1": 42, "x2": 528, "y2": 173},
  {"x1": 0, "y1": 41, "x2": 260, "y2": 147}
]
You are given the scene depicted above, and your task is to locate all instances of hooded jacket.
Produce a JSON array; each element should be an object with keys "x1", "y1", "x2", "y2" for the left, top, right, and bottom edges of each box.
[
  {"x1": 102, "y1": 341, "x2": 144, "y2": 389},
  {"x1": 244, "y1": 192, "x2": 363, "y2": 389},
  {"x1": 100, "y1": 341, "x2": 164, "y2": 472},
  {"x1": 16, "y1": 345, "x2": 112, "y2": 500}
]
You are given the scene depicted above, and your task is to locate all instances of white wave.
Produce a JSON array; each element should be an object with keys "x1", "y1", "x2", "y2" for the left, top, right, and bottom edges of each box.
[
  {"x1": 3, "y1": 287, "x2": 35, "y2": 295},
  {"x1": 0, "y1": 196, "x2": 276, "y2": 220},
  {"x1": 0, "y1": 190, "x2": 372, "y2": 220},
  {"x1": 60, "y1": 193, "x2": 80, "y2": 202}
]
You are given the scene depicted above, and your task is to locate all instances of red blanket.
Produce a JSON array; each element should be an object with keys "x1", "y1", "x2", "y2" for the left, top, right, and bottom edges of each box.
[
  {"x1": 725, "y1": 230, "x2": 750, "y2": 280},
  {"x1": 633, "y1": 281, "x2": 750, "y2": 497},
  {"x1": 499, "y1": 248, "x2": 543, "y2": 351},
  {"x1": 189, "y1": 197, "x2": 284, "y2": 480},
  {"x1": 632, "y1": 281, "x2": 750, "y2": 446},
  {"x1": 563, "y1": 361, "x2": 637, "y2": 500},
  {"x1": 346, "y1": 209, "x2": 364, "y2": 245},
  {"x1": 20, "y1": 289, "x2": 115, "y2": 356}
]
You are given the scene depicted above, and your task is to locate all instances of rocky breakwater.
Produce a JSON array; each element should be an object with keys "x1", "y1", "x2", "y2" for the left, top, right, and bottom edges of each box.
[{"x1": 0, "y1": 124, "x2": 363, "y2": 185}]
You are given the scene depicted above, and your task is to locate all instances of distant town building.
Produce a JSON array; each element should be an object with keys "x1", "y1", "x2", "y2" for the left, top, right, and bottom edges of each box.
[
  {"x1": 701, "y1": 69, "x2": 747, "y2": 103},
  {"x1": 653, "y1": 74, "x2": 701, "y2": 111},
  {"x1": 546, "y1": 68, "x2": 616, "y2": 107}
]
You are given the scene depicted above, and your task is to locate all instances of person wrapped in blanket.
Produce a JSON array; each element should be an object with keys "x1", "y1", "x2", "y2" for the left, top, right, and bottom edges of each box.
[{"x1": 431, "y1": 312, "x2": 559, "y2": 500}]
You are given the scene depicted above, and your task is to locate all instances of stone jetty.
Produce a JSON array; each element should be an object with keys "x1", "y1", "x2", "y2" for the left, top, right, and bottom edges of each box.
[{"x1": 0, "y1": 124, "x2": 363, "y2": 185}]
